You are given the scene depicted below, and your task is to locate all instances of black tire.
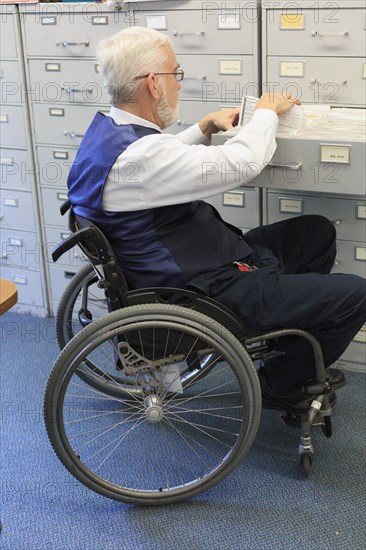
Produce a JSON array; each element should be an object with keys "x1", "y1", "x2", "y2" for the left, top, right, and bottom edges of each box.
[
  {"x1": 321, "y1": 415, "x2": 332, "y2": 438},
  {"x1": 300, "y1": 453, "x2": 312, "y2": 477},
  {"x1": 45, "y1": 303, "x2": 261, "y2": 505}
]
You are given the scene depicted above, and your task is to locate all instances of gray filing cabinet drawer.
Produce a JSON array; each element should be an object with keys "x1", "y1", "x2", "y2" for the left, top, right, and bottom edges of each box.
[
  {"x1": 0, "y1": 190, "x2": 35, "y2": 230},
  {"x1": 257, "y1": 137, "x2": 366, "y2": 196},
  {"x1": 1, "y1": 229, "x2": 40, "y2": 269},
  {"x1": 27, "y1": 59, "x2": 109, "y2": 105},
  {"x1": 0, "y1": 60, "x2": 24, "y2": 104},
  {"x1": 265, "y1": 56, "x2": 366, "y2": 106},
  {"x1": 332, "y1": 240, "x2": 366, "y2": 278},
  {"x1": 31, "y1": 103, "x2": 108, "y2": 146},
  {"x1": 206, "y1": 187, "x2": 261, "y2": 229},
  {"x1": 44, "y1": 226, "x2": 89, "y2": 269},
  {"x1": 266, "y1": 192, "x2": 366, "y2": 242},
  {"x1": 22, "y1": 6, "x2": 132, "y2": 58},
  {"x1": 1, "y1": 148, "x2": 35, "y2": 191},
  {"x1": 41, "y1": 187, "x2": 69, "y2": 227},
  {"x1": 266, "y1": 8, "x2": 365, "y2": 57},
  {"x1": 0, "y1": 105, "x2": 27, "y2": 148},
  {"x1": 37, "y1": 146, "x2": 77, "y2": 188},
  {"x1": 0, "y1": 265, "x2": 44, "y2": 307},
  {"x1": 135, "y1": 5, "x2": 257, "y2": 54},
  {"x1": 0, "y1": 8, "x2": 18, "y2": 58},
  {"x1": 179, "y1": 54, "x2": 257, "y2": 102}
]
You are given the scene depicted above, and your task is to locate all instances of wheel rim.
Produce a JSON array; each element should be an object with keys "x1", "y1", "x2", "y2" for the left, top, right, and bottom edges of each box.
[{"x1": 47, "y1": 308, "x2": 261, "y2": 504}]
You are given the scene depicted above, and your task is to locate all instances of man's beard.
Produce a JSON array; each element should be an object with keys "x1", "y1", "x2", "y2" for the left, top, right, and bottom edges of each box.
[{"x1": 156, "y1": 84, "x2": 180, "y2": 129}]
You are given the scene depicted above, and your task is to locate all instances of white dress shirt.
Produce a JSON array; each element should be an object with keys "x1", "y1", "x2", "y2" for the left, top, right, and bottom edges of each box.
[{"x1": 102, "y1": 105, "x2": 278, "y2": 211}]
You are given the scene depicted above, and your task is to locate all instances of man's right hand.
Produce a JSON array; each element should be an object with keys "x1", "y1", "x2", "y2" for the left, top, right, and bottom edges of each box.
[{"x1": 255, "y1": 92, "x2": 301, "y2": 116}]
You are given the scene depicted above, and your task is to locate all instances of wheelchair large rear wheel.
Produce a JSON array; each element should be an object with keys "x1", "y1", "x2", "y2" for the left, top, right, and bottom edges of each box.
[
  {"x1": 45, "y1": 303, "x2": 261, "y2": 505},
  {"x1": 55, "y1": 265, "x2": 218, "y2": 397}
]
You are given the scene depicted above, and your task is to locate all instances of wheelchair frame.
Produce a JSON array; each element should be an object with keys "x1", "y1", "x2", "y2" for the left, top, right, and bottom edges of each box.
[{"x1": 44, "y1": 201, "x2": 336, "y2": 505}]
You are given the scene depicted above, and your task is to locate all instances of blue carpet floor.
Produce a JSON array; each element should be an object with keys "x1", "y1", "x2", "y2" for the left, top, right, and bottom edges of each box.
[{"x1": 1, "y1": 312, "x2": 365, "y2": 550}]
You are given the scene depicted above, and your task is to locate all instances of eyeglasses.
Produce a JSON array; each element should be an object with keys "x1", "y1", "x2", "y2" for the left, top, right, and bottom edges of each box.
[{"x1": 134, "y1": 69, "x2": 184, "y2": 82}]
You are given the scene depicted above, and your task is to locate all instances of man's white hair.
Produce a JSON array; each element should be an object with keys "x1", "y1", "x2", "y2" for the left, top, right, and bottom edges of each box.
[{"x1": 97, "y1": 26, "x2": 175, "y2": 105}]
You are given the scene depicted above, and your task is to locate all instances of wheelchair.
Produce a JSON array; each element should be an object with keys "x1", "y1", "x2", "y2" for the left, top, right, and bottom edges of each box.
[{"x1": 44, "y1": 201, "x2": 336, "y2": 505}]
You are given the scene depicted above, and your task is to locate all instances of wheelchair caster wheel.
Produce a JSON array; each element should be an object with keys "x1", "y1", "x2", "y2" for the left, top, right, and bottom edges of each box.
[
  {"x1": 300, "y1": 453, "x2": 313, "y2": 477},
  {"x1": 321, "y1": 416, "x2": 332, "y2": 438}
]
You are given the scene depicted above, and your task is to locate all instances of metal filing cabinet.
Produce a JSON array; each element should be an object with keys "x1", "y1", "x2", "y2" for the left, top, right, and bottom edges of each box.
[
  {"x1": 262, "y1": 0, "x2": 366, "y2": 106},
  {"x1": 261, "y1": 0, "x2": 366, "y2": 366},
  {"x1": 132, "y1": 0, "x2": 262, "y2": 229},
  {"x1": 19, "y1": 2, "x2": 133, "y2": 314},
  {"x1": 0, "y1": 5, "x2": 46, "y2": 314}
]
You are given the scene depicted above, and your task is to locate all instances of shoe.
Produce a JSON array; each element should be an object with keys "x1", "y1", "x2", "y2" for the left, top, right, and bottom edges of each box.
[{"x1": 258, "y1": 370, "x2": 337, "y2": 415}]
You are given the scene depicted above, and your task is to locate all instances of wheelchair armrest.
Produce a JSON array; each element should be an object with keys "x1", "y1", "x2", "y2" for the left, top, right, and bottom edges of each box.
[{"x1": 51, "y1": 227, "x2": 95, "y2": 262}]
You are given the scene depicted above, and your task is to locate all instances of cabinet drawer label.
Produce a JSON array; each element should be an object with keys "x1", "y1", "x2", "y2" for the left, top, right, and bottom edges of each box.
[
  {"x1": 145, "y1": 14, "x2": 167, "y2": 30},
  {"x1": 4, "y1": 198, "x2": 18, "y2": 207},
  {"x1": 41, "y1": 17, "x2": 57, "y2": 25},
  {"x1": 280, "y1": 61, "x2": 304, "y2": 77},
  {"x1": 1, "y1": 157, "x2": 14, "y2": 165},
  {"x1": 356, "y1": 204, "x2": 366, "y2": 220},
  {"x1": 355, "y1": 247, "x2": 366, "y2": 261},
  {"x1": 218, "y1": 12, "x2": 241, "y2": 30},
  {"x1": 57, "y1": 192, "x2": 68, "y2": 201},
  {"x1": 13, "y1": 275, "x2": 27, "y2": 285},
  {"x1": 45, "y1": 63, "x2": 61, "y2": 72},
  {"x1": 219, "y1": 59, "x2": 242, "y2": 75},
  {"x1": 223, "y1": 191, "x2": 245, "y2": 207},
  {"x1": 53, "y1": 151, "x2": 69, "y2": 160},
  {"x1": 0, "y1": 114, "x2": 9, "y2": 123},
  {"x1": 49, "y1": 108, "x2": 65, "y2": 117},
  {"x1": 92, "y1": 16, "x2": 108, "y2": 25},
  {"x1": 279, "y1": 197, "x2": 303, "y2": 214},
  {"x1": 280, "y1": 13, "x2": 305, "y2": 30},
  {"x1": 320, "y1": 144, "x2": 350, "y2": 164}
]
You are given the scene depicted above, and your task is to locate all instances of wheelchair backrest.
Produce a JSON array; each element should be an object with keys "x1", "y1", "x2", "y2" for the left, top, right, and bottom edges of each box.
[{"x1": 52, "y1": 201, "x2": 129, "y2": 309}]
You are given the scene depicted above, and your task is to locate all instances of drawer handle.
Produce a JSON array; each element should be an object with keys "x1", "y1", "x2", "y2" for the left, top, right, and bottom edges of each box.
[
  {"x1": 268, "y1": 162, "x2": 302, "y2": 170},
  {"x1": 64, "y1": 130, "x2": 85, "y2": 139},
  {"x1": 1, "y1": 254, "x2": 8, "y2": 260},
  {"x1": 62, "y1": 87, "x2": 94, "y2": 94},
  {"x1": 310, "y1": 78, "x2": 347, "y2": 85},
  {"x1": 173, "y1": 30, "x2": 205, "y2": 37},
  {"x1": 56, "y1": 40, "x2": 90, "y2": 47},
  {"x1": 331, "y1": 219, "x2": 342, "y2": 226},
  {"x1": 176, "y1": 120, "x2": 195, "y2": 126},
  {"x1": 183, "y1": 75, "x2": 207, "y2": 81},
  {"x1": 311, "y1": 31, "x2": 349, "y2": 38}
]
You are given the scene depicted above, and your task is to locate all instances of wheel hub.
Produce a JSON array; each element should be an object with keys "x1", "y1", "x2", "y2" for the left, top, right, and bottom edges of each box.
[{"x1": 145, "y1": 395, "x2": 164, "y2": 423}]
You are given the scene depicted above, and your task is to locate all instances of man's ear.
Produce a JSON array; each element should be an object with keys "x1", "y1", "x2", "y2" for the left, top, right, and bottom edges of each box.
[{"x1": 146, "y1": 73, "x2": 160, "y2": 100}]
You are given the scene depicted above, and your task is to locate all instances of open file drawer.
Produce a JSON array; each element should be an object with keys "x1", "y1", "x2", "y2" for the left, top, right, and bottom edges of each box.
[{"x1": 212, "y1": 106, "x2": 366, "y2": 196}]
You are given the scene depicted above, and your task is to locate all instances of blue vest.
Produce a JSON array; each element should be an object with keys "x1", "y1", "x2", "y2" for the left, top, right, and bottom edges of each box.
[{"x1": 67, "y1": 112, "x2": 252, "y2": 289}]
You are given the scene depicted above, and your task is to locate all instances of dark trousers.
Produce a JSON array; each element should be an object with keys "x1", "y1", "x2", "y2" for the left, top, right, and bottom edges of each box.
[{"x1": 190, "y1": 215, "x2": 366, "y2": 393}]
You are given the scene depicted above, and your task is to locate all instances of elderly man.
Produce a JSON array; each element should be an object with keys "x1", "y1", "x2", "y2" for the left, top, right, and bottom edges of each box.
[{"x1": 67, "y1": 27, "x2": 366, "y2": 412}]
